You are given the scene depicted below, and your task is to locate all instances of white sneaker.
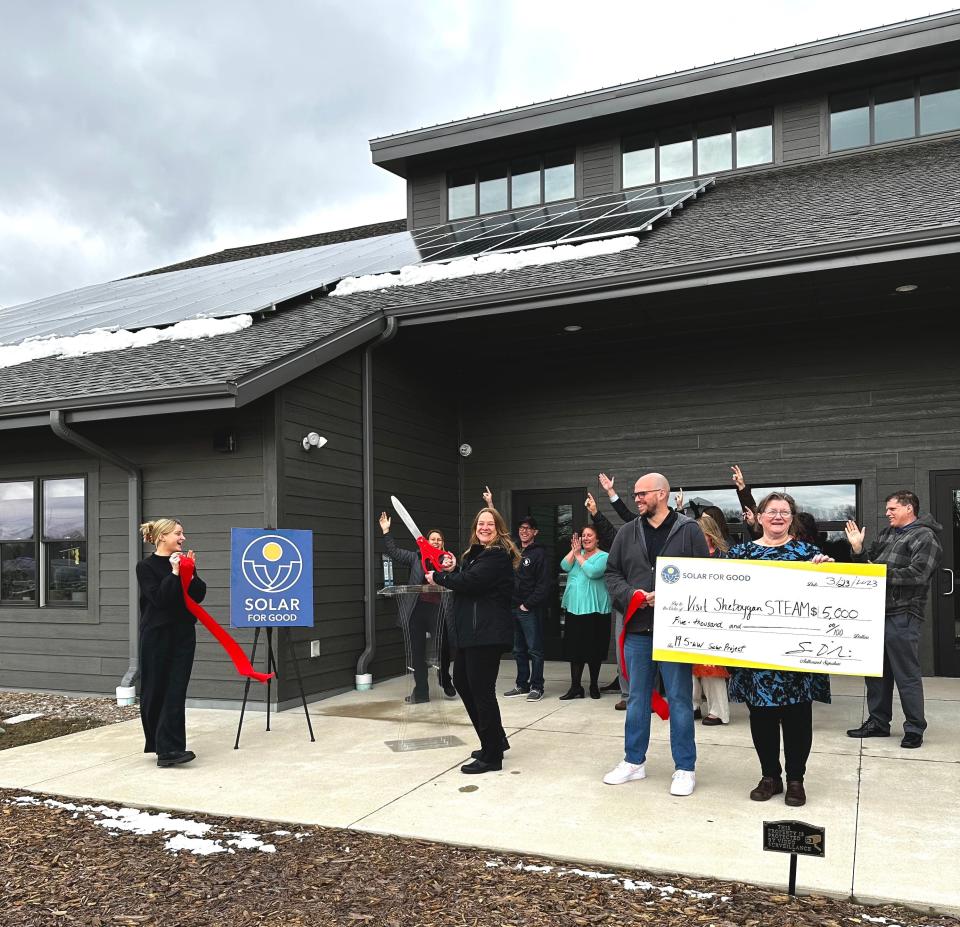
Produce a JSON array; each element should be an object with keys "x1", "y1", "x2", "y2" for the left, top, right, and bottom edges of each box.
[
  {"x1": 670, "y1": 770, "x2": 696, "y2": 796},
  {"x1": 603, "y1": 760, "x2": 646, "y2": 785}
]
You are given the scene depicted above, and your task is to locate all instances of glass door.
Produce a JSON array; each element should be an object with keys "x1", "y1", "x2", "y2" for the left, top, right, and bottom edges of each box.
[
  {"x1": 512, "y1": 487, "x2": 588, "y2": 661},
  {"x1": 930, "y1": 471, "x2": 960, "y2": 677}
]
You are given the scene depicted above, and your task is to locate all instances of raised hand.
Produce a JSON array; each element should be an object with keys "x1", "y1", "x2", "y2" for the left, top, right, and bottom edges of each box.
[
  {"x1": 599, "y1": 472, "x2": 616, "y2": 499},
  {"x1": 482, "y1": 485, "x2": 493, "y2": 507},
  {"x1": 674, "y1": 488, "x2": 684, "y2": 511},
  {"x1": 585, "y1": 492, "x2": 598, "y2": 515},
  {"x1": 742, "y1": 508, "x2": 756, "y2": 527},
  {"x1": 845, "y1": 520, "x2": 866, "y2": 555},
  {"x1": 570, "y1": 532, "x2": 581, "y2": 553},
  {"x1": 731, "y1": 464, "x2": 746, "y2": 491},
  {"x1": 379, "y1": 511, "x2": 391, "y2": 534}
]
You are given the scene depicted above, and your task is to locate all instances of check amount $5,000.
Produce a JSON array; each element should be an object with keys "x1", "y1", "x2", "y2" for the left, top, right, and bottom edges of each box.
[{"x1": 651, "y1": 557, "x2": 887, "y2": 677}]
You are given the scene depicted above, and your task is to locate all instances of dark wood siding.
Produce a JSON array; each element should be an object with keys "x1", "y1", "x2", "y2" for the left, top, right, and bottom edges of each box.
[
  {"x1": 780, "y1": 99, "x2": 825, "y2": 162},
  {"x1": 0, "y1": 407, "x2": 267, "y2": 697},
  {"x1": 581, "y1": 140, "x2": 619, "y2": 197},
  {"x1": 409, "y1": 171, "x2": 446, "y2": 228}
]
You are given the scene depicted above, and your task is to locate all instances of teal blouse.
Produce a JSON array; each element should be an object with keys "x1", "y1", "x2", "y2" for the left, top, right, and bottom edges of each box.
[{"x1": 561, "y1": 550, "x2": 611, "y2": 615}]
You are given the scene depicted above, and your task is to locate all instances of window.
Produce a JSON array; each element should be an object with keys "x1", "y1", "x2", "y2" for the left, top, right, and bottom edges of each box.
[
  {"x1": 447, "y1": 150, "x2": 575, "y2": 220},
  {"x1": 829, "y1": 71, "x2": 960, "y2": 152},
  {"x1": 622, "y1": 112, "x2": 772, "y2": 187},
  {"x1": 0, "y1": 477, "x2": 87, "y2": 606}
]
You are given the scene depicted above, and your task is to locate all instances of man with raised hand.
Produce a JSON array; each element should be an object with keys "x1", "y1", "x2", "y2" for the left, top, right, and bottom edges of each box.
[
  {"x1": 603, "y1": 473, "x2": 709, "y2": 796},
  {"x1": 845, "y1": 490, "x2": 942, "y2": 749}
]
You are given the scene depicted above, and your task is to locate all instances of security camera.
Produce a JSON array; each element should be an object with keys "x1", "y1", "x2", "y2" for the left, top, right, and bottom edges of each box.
[
  {"x1": 459, "y1": 443, "x2": 472, "y2": 457},
  {"x1": 301, "y1": 432, "x2": 328, "y2": 451}
]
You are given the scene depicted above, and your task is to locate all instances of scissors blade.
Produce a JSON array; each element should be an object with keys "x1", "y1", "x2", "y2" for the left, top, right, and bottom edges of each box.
[{"x1": 390, "y1": 495, "x2": 423, "y2": 540}]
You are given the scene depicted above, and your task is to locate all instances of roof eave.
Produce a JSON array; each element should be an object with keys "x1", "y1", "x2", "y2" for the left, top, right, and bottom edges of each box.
[{"x1": 370, "y1": 14, "x2": 960, "y2": 175}]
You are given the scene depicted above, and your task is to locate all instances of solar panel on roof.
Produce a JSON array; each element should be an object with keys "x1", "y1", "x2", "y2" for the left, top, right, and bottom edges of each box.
[{"x1": 411, "y1": 177, "x2": 712, "y2": 263}]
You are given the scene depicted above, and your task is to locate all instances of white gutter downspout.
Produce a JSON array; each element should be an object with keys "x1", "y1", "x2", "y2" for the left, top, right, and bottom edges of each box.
[{"x1": 49, "y1": 411, "x2": 142, "y2": 704}]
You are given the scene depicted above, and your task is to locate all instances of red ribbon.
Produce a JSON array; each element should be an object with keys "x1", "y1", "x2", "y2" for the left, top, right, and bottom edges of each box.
[
  {"x1": 178, "y1": 556, "x2": 273, "y2": 685},
  {"x1": 617, "y1": 589, "x2": 670, "y2": 720}
]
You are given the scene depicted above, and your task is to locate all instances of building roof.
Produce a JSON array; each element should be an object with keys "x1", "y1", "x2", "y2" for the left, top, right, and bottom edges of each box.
[
  {"x1": 3, "y1": 136, "x2": 959, "y2": 424},
  {"x1": 370, "y1": 11, "x2": 960, "y2": 175}
]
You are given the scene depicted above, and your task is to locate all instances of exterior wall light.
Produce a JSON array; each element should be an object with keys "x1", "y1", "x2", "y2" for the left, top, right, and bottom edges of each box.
[
  {"x1": 895, "y1": 284, "x2": 918, "y2": 293},
  {"x1": 301, "y1": 432, "x2": 328, "y2": 451},
  {"x1": 459, "y1": 443, "x2": 473, "y2": 457},
  {"x1": 563, "y1": 324, "x2": 583, "y2": 332}
]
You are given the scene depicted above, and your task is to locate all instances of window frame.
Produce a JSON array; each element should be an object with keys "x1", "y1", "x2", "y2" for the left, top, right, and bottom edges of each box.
[{"x1": 0, "y1": 474, "x2": 88, "y2": 609}]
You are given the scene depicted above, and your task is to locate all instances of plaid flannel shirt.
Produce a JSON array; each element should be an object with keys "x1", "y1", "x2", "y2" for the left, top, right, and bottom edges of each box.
[{"x1": 856, "y1": 514, "x2": 943, "y2": 618}]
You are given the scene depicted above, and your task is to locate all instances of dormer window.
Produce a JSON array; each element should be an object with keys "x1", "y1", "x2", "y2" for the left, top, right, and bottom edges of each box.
[
  {"x1": 447, "y1": 151, "x2": 575, "y2": 220},
  {"x1": 622, "y1": 112, "x2": 772, "y2": 187}
]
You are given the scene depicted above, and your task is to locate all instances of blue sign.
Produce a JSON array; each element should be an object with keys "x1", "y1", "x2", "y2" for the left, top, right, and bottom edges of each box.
[{"x1": 230, "y1": 528, "x2": 314, "y2": 628}]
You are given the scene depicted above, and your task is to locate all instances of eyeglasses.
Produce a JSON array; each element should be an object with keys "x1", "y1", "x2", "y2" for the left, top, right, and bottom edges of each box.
[
  {"x1": 633, "y1": 489, "x2": 662, "y2": 498},
  {"x1": 760, "y1": 510, "x2": 792, "y2": 518}
]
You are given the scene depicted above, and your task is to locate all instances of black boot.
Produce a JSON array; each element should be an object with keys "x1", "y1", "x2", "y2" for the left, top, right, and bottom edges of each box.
[
  {"x1": 588, "y1": 662, "x2": 602, "y2": 699},
  {"x1": 559, "y1": 662, "x2": 585, "y2": 700}
]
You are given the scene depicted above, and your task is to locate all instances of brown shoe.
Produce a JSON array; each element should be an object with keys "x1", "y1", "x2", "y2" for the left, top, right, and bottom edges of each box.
[
  {"x1": 615, "y1": 699, "x2": 626, "y2": 711},
  {"x1": 701, "y1": 716, "x2": 723, "y2": 726},
  {"x1": 785, "y1": 780, "x2": 806, "y2": 806},
  {"x1": 749, "y1": 776, "x2": 783, "y2": 801}
]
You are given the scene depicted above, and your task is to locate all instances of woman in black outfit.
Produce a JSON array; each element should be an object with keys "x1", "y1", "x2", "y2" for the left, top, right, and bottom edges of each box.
[
  {"x1": 426, "y1": 507, "x2": 518, "y2": 774},
  {"x1": 137, "y1": 517, "x2": 206, "y2": 768}
]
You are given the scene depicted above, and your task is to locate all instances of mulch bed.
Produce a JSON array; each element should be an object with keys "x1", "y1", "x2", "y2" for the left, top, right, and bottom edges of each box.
[
  {"x1": 1, "y1": 787, "x2": 956, "y2": 927},
  {"x1": 0, "y1": 690, "x2": 139, "y2": 751}
]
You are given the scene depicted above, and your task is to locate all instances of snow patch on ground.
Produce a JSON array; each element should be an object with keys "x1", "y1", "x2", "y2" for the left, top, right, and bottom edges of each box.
[
  {"x1": 0, "y1": 713, "x2": 45, "y2": 725},
  {"x1": 7, "y1": 795, "x2": 276, "y2": 855},
  {"x1": 0, "y1": 315, "x2": 253, "y2": 369},
  {"x1": 332, "y1": 236, "x2": 639, "y2": 296}
]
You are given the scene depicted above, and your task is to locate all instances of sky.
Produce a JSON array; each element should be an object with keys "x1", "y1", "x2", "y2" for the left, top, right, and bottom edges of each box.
[{"x1": 2, "y1": 0, "x2": 957, "y2": 308}]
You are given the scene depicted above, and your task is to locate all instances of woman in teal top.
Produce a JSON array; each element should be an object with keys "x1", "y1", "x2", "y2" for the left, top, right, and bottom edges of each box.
[{"x1": 559, "y1": 525, "x2": 611, "y2": 700}]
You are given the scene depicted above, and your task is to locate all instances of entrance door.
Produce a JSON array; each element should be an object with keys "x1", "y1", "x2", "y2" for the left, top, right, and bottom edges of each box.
[
  {"x1": 930, "y1": 471, "x2": 960, "y2": 677},
  {"x1": 512, "y1": 487, "x2": 587, "y2": 661}
]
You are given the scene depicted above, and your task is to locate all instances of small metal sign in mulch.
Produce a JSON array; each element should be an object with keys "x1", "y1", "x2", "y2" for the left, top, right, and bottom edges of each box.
[{"x1": 2, "y1": 787, "x2": 957, "y2": 927}]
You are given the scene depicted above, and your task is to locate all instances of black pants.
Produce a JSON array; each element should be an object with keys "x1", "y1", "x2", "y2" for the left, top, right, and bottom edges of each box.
[
  {"x1": 139, "y1": 621, "x2": 196, "y2": 755},
  {"x1": 406, "y1": 602, "x2": 433, "y2": 697},
  {"x1": 437, "y1": 615, "x2": 454, "y2": 689},
  {"x1": 453, "y1": 645, "x2": 505, "y2": 761},
  {"x1": 747, "y1": 701, "x2": 813, "y2": 781}
]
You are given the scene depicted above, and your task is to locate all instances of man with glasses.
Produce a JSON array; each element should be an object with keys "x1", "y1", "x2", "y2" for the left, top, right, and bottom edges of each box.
[{"x1": 603, "y1": 473, "x2": 709, "y2": 795}]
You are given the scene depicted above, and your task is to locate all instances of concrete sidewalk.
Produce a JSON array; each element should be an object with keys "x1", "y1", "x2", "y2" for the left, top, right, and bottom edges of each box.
[{"x1": 1, "y1": 663, "x2": 957, "y2": 914}]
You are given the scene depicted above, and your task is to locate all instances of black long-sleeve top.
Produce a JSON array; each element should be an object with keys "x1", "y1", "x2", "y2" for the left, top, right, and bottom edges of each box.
[{"x1": 136, "y1": 554, "x2": 206, "y2": 632}]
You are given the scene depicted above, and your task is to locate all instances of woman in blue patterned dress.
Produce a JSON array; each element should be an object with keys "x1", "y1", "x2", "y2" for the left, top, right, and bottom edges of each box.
[{"x1": 728, "y1": 492, "x2": 833, "y2": 808}]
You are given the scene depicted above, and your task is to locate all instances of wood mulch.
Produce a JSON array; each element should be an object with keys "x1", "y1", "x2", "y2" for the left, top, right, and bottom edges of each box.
[
  {"x1": 1, "y1": 786, "x2": 956, "y2": 927},
  {"x1": 0, "y1": 690, "x2": 139, "y2": 751}
]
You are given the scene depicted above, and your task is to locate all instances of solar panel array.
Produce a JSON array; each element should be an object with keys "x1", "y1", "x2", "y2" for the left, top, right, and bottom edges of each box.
[
  {"x1": 410, "y1": 177, "x2": 713, "y2": 263},
  {"x1": 0, "y1": 177, "x2": 712, "y2": 345}
]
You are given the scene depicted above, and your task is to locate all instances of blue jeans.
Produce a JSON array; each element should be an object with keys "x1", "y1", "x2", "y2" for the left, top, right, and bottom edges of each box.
[
  {"x1": 513, "y1": 607, "x2": 544, "y2": 691},
  {"x1": 623, "y1": 633, "x2": 696, "y2": 770}
]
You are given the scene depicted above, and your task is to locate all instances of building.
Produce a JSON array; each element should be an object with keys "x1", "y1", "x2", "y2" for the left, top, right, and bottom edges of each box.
[{"x1": 1, "y1": 12, "x2": 958, "y2": 704}]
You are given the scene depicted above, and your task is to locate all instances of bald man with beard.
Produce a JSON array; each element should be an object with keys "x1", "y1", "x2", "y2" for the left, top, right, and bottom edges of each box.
[{"x1": 603, "y1": 473, "x2": 709, "y2": 796}]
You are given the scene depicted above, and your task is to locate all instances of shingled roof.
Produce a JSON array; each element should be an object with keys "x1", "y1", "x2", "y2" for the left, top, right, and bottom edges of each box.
[{"x1": 3, "y1": 136, "x2": 959, "y2": 419}]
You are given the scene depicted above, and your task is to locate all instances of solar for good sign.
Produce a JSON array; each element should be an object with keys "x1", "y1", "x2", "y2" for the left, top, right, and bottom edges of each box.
[{"x1": 230, "y1": 528, "x2": 313, "y2": 628}]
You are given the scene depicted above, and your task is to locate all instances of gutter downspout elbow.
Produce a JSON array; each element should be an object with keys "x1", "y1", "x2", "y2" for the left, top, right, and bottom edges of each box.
[
  {"x1": 356, "y1": 315, "x2": 397, "y2": 689},
  {"x1": 49, "y1": 411, "x2": 142, "y2": 701}
]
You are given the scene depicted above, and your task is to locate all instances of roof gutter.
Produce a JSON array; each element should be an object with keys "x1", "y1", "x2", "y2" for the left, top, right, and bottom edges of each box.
[
  {"x1": 356, "y1": 315, "x2": 398, "y2": 689},
  {"x1": 49, "y1": 411, "x2": 142, "y2": 701}
]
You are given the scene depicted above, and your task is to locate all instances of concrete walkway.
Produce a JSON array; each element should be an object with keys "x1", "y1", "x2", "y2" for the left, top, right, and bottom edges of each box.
[{"x1": 1, "y1": 663, "x2": 957, "y2": 914}]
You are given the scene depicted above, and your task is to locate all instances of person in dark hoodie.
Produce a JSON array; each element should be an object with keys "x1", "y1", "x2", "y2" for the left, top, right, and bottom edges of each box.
[
  {"x1": 603, "y1": 472, "x2": 709, "y2": 797},
  {"x1": 426, "y1": 507, "x2": 519, "y2": 774},
  {"x1": 845, "y1": 490, "x2": 943, "y2": 749}
]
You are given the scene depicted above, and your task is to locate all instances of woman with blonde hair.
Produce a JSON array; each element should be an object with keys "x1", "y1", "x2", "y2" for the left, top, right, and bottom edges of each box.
[
  {"x1": 693, "y1": 514, "x2": 731, "y2": 726},
  {"x1": 137, "y1": 518, "x2": 206, "y2": 768},
  {"x1": 427, "y1": 507, "x2": 519, "y2": 774}
]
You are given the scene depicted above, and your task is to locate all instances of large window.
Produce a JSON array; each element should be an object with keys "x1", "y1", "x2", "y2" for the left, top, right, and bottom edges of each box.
[
  {"x1": 623, "y1": 111, "x2": 772, "y2": 187},
  {"x1": 0, "y1": 477, "x2": 87, "y2": 606},
  {"x1": 447, "y1": 150, "x2": 575, "y2": 220},
  {"x1": 830, "y1": 71, "x2": 960, "y2": 152}
]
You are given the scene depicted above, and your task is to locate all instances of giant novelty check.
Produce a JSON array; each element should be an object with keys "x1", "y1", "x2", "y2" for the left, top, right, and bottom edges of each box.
[{"x1": 652, "y1": 557, "x2": 887, "y2": 676}]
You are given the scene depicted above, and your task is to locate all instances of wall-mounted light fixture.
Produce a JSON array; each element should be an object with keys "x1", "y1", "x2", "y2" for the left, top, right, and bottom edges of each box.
[
  {"x1": 895, "y1": 284, "x2": 918, "y2": 293},
  {"x1": 301, "y1": 432, "x2": 328, "y2": 451},
  {"x1": 459, "y1": 443, "x2": 473, "y2": 457}
]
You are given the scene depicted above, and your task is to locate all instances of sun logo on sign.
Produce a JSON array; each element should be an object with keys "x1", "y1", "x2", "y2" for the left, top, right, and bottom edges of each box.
[
  {"x1": 660, "y1": 564, "x2": 681, "y2": 584},
  {"x1": 241, "y1": 535, "x2": 303, "y2": 594}
]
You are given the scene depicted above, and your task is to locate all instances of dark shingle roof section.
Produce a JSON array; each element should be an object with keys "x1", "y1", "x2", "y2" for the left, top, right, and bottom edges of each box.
[
  {"x1": 2, "y1": 137, "x2": 958, "y2": 415},
  {"x1": 133, "y1": 218, "x2": 407, "y2": 277}
]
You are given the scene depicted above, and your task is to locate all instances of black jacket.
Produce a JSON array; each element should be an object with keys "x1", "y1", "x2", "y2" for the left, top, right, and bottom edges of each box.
[
  {"x1": 610, "y1": 495, "x2": 634, "y2": 523},
  {"x1": 512, "y1": 541, "x2": 550, "y2": 609},
  {"x1": 383, "y1": 531, "x2": 425, "y2": 585},
  {"x1": 136, "y1": 554, "x2": 206, "y2": 632},
  {"x1": 590, "y1": 510, "x2": 618, "y2": 551},
  {"x1": 432, "y1": 545, "x2": 514, "y2": 650}
]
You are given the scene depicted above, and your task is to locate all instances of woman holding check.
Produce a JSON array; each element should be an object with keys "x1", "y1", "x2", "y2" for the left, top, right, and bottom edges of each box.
[
  {"x1": 426, "y1": 507, "x2": 518, "y2": 774},
  {"x1": 727, "y1": 492, "x2": 833, "y2": 807}
]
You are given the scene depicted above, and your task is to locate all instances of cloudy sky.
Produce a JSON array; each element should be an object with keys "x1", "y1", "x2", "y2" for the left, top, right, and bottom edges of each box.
[{"x1": 2, "y1": 1, "x2": 956, "y2": 307}]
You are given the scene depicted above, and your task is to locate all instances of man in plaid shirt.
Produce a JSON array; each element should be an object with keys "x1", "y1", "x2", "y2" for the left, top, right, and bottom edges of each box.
[{"x1": 844, "y1": 490, "x2": 943, "y2": 749}]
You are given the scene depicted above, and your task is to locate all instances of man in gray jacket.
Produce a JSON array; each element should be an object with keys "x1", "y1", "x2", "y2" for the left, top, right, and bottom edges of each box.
[
  {"x1": 603, "y1": 472, "x2": 709, "y2": 796},
  {"x1": 845, "y1": 490, "x2": 942, "y2": 748}
]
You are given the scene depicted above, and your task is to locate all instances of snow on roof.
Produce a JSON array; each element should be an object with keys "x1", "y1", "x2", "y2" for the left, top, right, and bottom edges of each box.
[
  {"x1": 331, "y1": 235, "x2": 640, "y2": 297},
  {"x1": 0, "y1": 314, "x2": 253, "y2": 370}
]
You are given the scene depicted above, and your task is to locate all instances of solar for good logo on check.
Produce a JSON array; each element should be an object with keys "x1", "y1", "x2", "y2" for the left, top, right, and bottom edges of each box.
[
  {"x1": 231, "y1": 528, "x2": 314, "y2": 628},
  {"x1": 660, "y1": 564, "x2": 681, "y2": 584}
]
